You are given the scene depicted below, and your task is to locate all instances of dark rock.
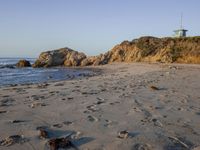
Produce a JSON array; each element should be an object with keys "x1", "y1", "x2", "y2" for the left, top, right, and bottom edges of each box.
[
  {"x1": 16, "y1": 59, "x2": 31, "y2": 67},
  {"x1": 39, "y1": 129, "x2": 49, "y2": 139},
  {"x1": 48, "y1": 137, "x2": 74, "y2": 150},
  {"x1": 149, "y1": 86, "x2": 159, "y2": 90}
]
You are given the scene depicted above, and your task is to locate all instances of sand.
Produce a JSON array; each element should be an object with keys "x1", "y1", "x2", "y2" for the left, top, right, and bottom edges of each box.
[{"x1": 0, "y1": 62, "x2": 200, "y2": 150}]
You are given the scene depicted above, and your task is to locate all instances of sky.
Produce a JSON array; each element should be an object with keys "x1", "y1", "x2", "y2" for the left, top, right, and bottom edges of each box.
[{"x1": 0, "y1": 0, "x2": 199, "y2": 58}]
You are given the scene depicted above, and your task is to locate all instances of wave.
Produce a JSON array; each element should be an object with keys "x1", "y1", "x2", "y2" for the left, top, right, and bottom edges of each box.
[{"x1": 0, "y1": 64, "x2": 16, "y2": 69}]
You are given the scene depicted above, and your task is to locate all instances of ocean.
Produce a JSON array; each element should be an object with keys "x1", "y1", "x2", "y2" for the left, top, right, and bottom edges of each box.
[{"x1": 0, "y1": 58, "x2": 95, "y2": 87}]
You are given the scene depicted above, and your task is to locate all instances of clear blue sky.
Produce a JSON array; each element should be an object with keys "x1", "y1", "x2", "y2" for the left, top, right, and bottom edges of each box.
[{"x1": 0, "y1": 0, "x2": 199, "y2": 57}]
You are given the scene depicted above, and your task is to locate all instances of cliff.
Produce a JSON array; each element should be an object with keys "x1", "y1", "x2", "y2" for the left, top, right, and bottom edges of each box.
[{"x1": 33, "y1": 36, "x2": 200, "y2": 67}]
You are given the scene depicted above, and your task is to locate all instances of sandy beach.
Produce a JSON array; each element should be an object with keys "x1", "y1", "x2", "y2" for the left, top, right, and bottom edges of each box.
[{"x1": 0, "y1": 63, "x2": 200, "y2": 150}]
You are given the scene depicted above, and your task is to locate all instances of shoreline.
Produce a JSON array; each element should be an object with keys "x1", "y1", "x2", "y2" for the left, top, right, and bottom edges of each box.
[
  {"x1": 0, "y1": 66, "x2": 103, "y2": 88},
  {"x1": 0, "y1": 62, "x2": 200, "y2": 150}
]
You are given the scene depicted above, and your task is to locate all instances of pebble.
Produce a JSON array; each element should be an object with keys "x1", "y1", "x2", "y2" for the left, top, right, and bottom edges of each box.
[{"x1": 149, "y1": 86, "x2": 159, "y2": 90}]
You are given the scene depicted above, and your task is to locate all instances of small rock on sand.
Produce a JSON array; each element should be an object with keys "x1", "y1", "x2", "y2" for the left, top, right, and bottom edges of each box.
[
  {"x1": 118, "y1": 130, "x2": 129, "y2": 139},
  {"x1": 39, "y1": 129, "x2": 49, "y2": 139},
  {"x1": 48, "y1": 137, "x2": 75, "y2": 150},
  {"x1": 149, "y1": 86, "x2": 159, "y2": 90}
]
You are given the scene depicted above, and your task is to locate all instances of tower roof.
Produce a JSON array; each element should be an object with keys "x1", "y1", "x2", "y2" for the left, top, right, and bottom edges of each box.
[{"x1": 174, "y1": 29, "x2": 188, "y2": 32}]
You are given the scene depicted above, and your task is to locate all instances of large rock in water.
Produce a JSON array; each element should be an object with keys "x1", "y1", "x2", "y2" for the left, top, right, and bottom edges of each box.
[
  {"x1": 16, "y1": 59, "x2": 31, "y2": 67},
  {"x1": 33, "y1": 36, "x2": 200, "y2": 67},
  {"x1": 32, "y1": 48, "x2": 86, "y2": 67}
]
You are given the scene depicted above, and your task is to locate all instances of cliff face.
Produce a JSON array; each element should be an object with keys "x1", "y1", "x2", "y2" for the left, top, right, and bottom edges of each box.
[
  {"x1": 104, "y1": 36, "x2": 200, "y2": 63},
  {"x1": 33, "y1": 36, "x2": 200, "y2": 67}
]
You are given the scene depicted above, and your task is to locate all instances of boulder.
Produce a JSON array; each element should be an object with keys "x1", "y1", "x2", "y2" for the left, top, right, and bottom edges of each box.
[
  {"x1": 33, "y1": 48, "x2": 86, "y2": 67},
  {"x1": 16, "y1": 59, "x2": 31, "y2": 67},
  {"x1": 32, "y1": 48, "x2": 68, "y2": 67}
]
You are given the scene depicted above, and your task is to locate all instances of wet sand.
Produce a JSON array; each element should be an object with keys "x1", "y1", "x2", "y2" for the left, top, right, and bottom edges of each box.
[{"x1": 0, "y1": 62, "x2": 200, "y2": 150}]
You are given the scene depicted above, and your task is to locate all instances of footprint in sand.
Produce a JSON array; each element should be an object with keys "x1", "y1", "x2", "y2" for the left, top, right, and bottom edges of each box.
[
  {"x1": 10, "y1": 120, "x2": 26, "y2": 124},
  {"x1": 29, "y1": 95, "x2": 45, "y2": 101},
  {"x1": 37, "y1": 83, "x2": 49, "y2": 88},
  {"x1": 128, "y1": 107, "x2": 142, "y2": 115},
  {"x1": 104, "y1": 119, "x2": 118, "y2": 127},
  {"x1": 52, "y1": 123, "x2": 63, "y2": 128},
  {"x1": 0, "y1": 135, "x2": 28, "y2": 146},
  {"x1": 96, "y1": 97, "x2": 106, "y2": 105},
  {"x1": 30, "y1": 102, "x2": 46, "y2": 108},
  {"x1": 132, "y1": 107, "x2": 142, "y2": 112},
  {"x1": 152, "y1": 118, "x2": 163, "y2": 127},
  {"x1": 2, "y1": 95, "x2": 10, "y2": 98},
  {"x1": 87, "y1": 115, "x2": 98, "y2": 122},
  {"x1": 67, "y1": 97, "x2": 74, "y2": 101},
  {"x1": 177, "y1": 107, "x2": 184, "y2": 111},
  {"x1": 0, "y1": 110, "x2": 7, "y2": 114},
  {"x1": 109, "y1": 101, "x2": 120, "y2": 106},
  {"x1": 86, "y1": 105, "x2": 100, "y2": 112},
  {"x1": 133, "y1": 143, "x2": 152, "y2": 150},
  {"x1": 54, "y1": 83, "x2": 64, "y2": 86},
  {"x1": 0, "y1": 98, "x2": 15, "y2": 106},
  {"x1": 63, "y1": 121, "x2": 73, "y2": 126}
]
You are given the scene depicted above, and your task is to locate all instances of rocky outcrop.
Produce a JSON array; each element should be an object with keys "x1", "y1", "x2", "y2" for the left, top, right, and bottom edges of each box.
[
  {"x1": 33, "y1": 36, "x2": 200, "y2": 67},
  {"x1": 64, "y1": 50, "x2": 86, "y2": 67},
  {"x1": 80, "y1": 54, "x2": 108, "y2": 66},
  {"x1": 103, "y1": 36, "x2": 200, "y2": 63},
  {"x1": 32, "y1": 48, "x2": 86, "y2": 67},
  {"x1": 16, "y1": 59, "x2": 31, "y2": 67}
]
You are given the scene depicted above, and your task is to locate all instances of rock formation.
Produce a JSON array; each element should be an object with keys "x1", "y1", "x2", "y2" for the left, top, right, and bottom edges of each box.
[
  {"x1": 16, "y1": 59, "x2": 31, "y2": 67},
  {"x1": 32, "y1": 48, "x2": 86, "y2": 67},
  {"x1": 33, "y1": 36, "x2": 200, "y2": 67},
  {"x1": 102, "y1": 36, "x2": 200, "y2": 64}
]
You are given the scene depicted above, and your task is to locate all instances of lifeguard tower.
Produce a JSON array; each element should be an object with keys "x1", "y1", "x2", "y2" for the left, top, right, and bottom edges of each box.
[{"x1": 174, "y1": 14, "x2": 188, "y2": 37}]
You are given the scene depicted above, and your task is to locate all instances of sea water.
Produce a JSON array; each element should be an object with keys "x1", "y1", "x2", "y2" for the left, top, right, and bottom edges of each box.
[{"x1": 0, "y1": 58, "x2": 94, "y2": 87}]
